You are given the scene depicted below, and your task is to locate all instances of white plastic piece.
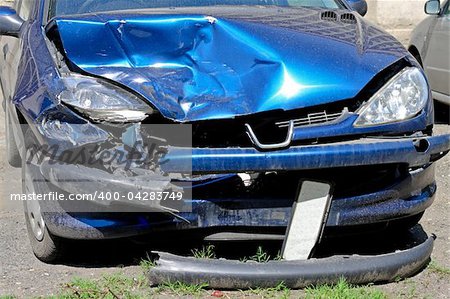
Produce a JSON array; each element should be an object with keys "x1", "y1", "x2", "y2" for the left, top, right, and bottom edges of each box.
[{"x1": 282, "y1": 181, "x2": 332, "y2": 261}]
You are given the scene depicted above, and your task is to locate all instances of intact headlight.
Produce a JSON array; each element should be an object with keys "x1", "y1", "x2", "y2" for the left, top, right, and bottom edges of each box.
[
  {"x1": 354, "y1": 67, "x2": 429, "y2": 127},
  {"x1": 58, "y1": 75, "x2": 153, "y2": 123}
]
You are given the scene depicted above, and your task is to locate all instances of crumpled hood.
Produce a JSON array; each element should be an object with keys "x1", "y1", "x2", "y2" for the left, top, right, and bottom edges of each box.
[{"x1": 53, "y1": 7, "x2": 407, "y2": 122}]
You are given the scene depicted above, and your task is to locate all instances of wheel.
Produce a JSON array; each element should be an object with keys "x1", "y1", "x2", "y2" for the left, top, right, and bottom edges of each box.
[
  {"x1": 6, "y1": 107, "x2": 21, "y2": 167},
  {"x1": 22, "y1": 129, "x2": 65, "y2": 263},
  {"x1": 388, "y1": 212, "x2": 425, "y2": 232}
]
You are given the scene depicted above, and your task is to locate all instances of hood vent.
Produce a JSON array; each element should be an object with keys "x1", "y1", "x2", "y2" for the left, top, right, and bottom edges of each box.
[
  {"x1": 321, "y1": 11, "x2": 357, "y2": 24},
  {"x1": 340, "y1": 13, "x2": 357, "y2": 24},
  {"x1": 321, "y1": 11, "x2": 338, "y2": 21}
]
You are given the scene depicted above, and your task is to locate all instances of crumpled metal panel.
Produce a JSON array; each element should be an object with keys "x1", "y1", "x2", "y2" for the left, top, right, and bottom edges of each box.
[{"x1": 53, "y1": 8, "x2": 407, "y2": 122}]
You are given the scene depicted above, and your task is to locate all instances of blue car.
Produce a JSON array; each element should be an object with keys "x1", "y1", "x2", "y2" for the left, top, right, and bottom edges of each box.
[{"x1": 0, "y1": 0, "x2": 449, "y2": 264}]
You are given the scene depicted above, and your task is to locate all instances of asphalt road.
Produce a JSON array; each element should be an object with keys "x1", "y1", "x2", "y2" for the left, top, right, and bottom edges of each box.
[{"x1": 0, "y1": 105, "x2": 449, "y2": 298}]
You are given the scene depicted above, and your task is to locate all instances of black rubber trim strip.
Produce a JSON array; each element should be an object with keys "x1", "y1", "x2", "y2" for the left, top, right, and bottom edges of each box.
[{"x1": 148, "y1": 235, "x2": 435, "y2": 289}]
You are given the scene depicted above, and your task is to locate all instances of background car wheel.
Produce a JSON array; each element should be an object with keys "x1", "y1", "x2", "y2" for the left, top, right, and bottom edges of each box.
[
  {"x1": 6, "y1": 108, "x2": 21, "y2": 167},
  {"x1": 22, "y1": 129, "x2": 65, "y2": 263}
]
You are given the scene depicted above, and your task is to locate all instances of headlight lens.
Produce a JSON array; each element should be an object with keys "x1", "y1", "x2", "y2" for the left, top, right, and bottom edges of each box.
[
  {"x1": 354, "y1": 67, "x2": 428, "y2": 127},
  {"x1": 58, "y1": 76, "x2": 153, "y2": 123}
]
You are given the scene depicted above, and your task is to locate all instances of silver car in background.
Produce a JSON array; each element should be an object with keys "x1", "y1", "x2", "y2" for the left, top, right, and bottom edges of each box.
[{"x1": 409, "y1": 0, "x2": 450, "y2": 106}]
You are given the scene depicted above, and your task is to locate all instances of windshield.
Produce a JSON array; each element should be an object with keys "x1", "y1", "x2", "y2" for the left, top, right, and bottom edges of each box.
[{"x1": 49, "y1": 0, "x2": 345, "y2": 18}]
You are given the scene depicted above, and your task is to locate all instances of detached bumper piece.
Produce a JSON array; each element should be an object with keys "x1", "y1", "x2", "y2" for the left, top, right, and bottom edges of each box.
[{"x1": 148, "y1": 235, "x2": 435, "y2": 289}]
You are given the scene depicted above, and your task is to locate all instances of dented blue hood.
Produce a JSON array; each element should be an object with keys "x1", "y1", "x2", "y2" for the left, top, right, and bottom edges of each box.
[{"x1": 53, "y1": 7, "x2": 407, "y2": 122}]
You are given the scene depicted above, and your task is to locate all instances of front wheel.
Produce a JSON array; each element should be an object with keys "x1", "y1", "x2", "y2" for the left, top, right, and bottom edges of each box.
[{"x1": 22, "y1": 129, "x2": 65, "y2": 263}]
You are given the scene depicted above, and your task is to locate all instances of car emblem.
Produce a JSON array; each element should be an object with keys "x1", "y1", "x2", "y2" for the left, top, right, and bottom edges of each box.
[{"x1": 245, "y1": 120, "x2": 295, "y2": 150}]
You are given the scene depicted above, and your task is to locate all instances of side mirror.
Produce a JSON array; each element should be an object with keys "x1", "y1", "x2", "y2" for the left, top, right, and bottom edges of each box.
[
  {"x1": 424, "y1": 0, "x2": 441, "y2": 15},
  {"x1": 346, "y1": 0, "x2": 368, "y2": 16},
  {"x1": 0, "y1": 6, "x2": 24, "y2": 38}
]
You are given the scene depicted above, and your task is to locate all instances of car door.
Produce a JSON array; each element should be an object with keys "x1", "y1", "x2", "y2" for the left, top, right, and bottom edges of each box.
[{"x1": 424, "y1": 0, "x2": 450, "y2": 97}]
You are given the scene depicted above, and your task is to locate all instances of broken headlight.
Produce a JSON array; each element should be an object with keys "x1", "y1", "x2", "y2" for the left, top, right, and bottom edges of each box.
[
  {"x1": 354, "y1": 67, "x2": 428, "y2": 127},
  {"x1": 58, "y1": 75, "x2": 153, "y2": 123}
]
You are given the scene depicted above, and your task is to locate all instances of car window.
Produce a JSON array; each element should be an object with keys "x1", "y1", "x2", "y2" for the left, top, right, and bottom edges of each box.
[
  {"x1": 287, "y1": 0, "x2": 340, "y2": 9},
  {"x1": 49, "y1": 0, "x2": 345, "y2": 18}
]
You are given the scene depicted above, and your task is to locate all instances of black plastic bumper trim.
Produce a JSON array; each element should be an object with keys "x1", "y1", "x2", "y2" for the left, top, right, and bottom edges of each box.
[{"x1": 148, "y1": 235, "x2": 435, "y2": 289}]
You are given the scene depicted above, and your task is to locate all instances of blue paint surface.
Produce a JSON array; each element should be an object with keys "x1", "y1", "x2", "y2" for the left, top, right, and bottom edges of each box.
[
  {"x1": 0, "y1": 6, "x2": 18, "y2": 16},
  {"x1": 53, "y1": 9, "x2": 407, "y2": 122}
]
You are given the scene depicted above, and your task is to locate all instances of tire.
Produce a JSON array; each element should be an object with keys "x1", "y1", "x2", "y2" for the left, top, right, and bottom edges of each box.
[
  {"x1": 22, "y1": 129, "x2": 65, "y2": 263},
  {"x1": 6, "y1": 107, "x2": 21, "y2": 167}
]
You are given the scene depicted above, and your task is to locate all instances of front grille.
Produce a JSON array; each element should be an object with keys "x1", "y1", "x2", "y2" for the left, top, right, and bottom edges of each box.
[
  {"x1": 141, "y1": 99, "x2": 360, "y2": 148},
  {"x1": 275, "y1": 108, "x2": 347, "y2": 129},
  {"x1": 187, "y1": 100, "x2": 358, "y2": 148}
]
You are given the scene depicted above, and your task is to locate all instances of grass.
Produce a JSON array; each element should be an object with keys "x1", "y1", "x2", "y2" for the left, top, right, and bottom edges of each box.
[
  {"x1": 139, "y1": 253, "x2": 156, "y2": 271},
  {"x1": 0, "y1": 296, "x2": 16, "y2": 299},
  {"x1": 241, "y1": 246, "x2": 277, "y2": 263},
  {"x1": 428, "y1": 260, "x2": 450, "y2": 276},
  {"x1": 155, "y1": 281, "x2": 209, "y2": 297},
  {"x1": 245, "y1": 281, "x2": 291, "y2": 299},
  {"x1": 56, "y1": 273, "x2": 149, "y2": 299},
  {"x1": 191, "y1": 245, "x2": 216, "y2": 259},
  {"x1": 53, "y1": 273, "x2": 209, "y2": 298},
  {"x1": 403, "y1": 284, "x2": 418, "y2": 299},
  {"x1": 250, "y1": 246, "x2": 271, "y2": 263},
  {"x1": 304, "y1": 278, "x2": 388, "y2": 299},
  {"x1": 274, "y1": 250, "x2": 283, "y2": 261},
  {"x1": 10, "y1": 271, "x2": 394, "y2": 299}
]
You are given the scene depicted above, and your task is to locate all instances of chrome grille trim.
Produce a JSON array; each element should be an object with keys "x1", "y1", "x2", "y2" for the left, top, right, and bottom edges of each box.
[{"x1": 275, "y1": 108, "x2": 349, "y2": 128}]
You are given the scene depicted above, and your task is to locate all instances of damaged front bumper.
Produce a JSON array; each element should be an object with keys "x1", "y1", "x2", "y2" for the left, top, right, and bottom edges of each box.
[
  {"x1": 148, "y1": 235, "x2": 435, "y2": 289},
  {"x1": 36, "y1": 133, "x2": 450, "y2": 240},
  {"x1": 163, "y1": 134, "x2": 450, "y2": 173}
]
